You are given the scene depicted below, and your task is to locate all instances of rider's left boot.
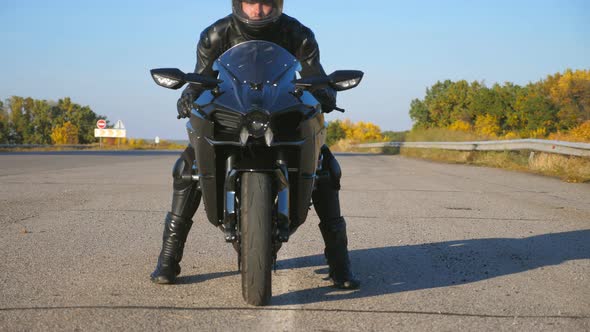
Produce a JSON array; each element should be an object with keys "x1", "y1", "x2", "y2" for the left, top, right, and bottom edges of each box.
[{"x1": 319, "y1": 217, "x2": 361, "y2": 290}]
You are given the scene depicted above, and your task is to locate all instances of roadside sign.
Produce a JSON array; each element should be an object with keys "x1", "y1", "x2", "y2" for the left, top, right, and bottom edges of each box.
[
  {"x1": 97, "y1": 119, "x2": 107, "y2": 129},
  {"x1": 155, "y1": 136, "x2": 160, "y2": 144},
  {"x1": 94, "y1": 129, "x2": 126, "y2": 138},
  {"x1": 114, "y1": 120, "x2": 125, "y2": 129}
]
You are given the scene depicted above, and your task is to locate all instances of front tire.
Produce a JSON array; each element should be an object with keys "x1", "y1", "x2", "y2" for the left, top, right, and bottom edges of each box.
[{"x1": 240, "y1": 172, "x2": 273, "y2": 306}]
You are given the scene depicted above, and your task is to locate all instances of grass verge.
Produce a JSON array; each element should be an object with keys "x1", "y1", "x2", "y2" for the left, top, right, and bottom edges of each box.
[
  {"x1": 331, "y1": 127, "x2": 589, "y2": 183},
  {"x1": 400, "y1": 148, "x2": 590, "y2": 183}
]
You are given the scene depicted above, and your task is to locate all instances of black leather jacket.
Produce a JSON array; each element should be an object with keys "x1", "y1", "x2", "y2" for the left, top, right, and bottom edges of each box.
[{"x1": 182, "y1": 14, "x2": 336, "y2": 109}]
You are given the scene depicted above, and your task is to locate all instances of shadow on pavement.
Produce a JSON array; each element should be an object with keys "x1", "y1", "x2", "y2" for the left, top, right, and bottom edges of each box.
[
  {"x1": 176, "y1": 270, "x2": 239, "y2": 285},
  {"x1": 271, "y1": 230, "x2": 590, "y2": 305}
]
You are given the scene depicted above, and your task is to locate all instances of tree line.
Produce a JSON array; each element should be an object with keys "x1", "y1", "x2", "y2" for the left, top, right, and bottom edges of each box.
[
  {"x1": 0, "y1": 96, "x2": 107, "y2": 145},
  {"x1": 409, "y1": 69, "x2": 590, "y2": 140}
]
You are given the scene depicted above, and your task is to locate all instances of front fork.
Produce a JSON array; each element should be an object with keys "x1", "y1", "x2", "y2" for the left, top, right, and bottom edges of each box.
[
  {"x1": 222, "y1": 155, "x2": 291, "y2": 245},
  {"x1": 274, "y1": 160, "x2": 290, "y2": 243},
  {"x1": 221, "y1": 154, "x2": 291, "y2": 271}
]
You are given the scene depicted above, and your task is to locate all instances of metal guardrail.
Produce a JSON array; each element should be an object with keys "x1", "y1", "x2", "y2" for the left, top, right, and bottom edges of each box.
[
  {"x1": 356, "y1": 139, "x2": 590, "y2": 157},
  {"x1": 3, "y1": 140, "x2": 590, "y2": 157}
]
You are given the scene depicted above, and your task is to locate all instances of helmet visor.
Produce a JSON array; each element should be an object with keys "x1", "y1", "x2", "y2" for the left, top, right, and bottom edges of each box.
[{"x1": 232, "y1": 0, "x2": 283, "y2": 27}]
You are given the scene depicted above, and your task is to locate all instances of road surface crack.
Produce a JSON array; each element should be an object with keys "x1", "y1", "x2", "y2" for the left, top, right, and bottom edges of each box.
[{"x1": 0, "y1": 306, "x2": 587, "y2": 320}]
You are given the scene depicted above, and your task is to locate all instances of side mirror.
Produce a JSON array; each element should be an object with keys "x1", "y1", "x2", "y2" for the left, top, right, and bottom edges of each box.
[
  {"x1": 150, "y1": 68, "x2": 222, "y2": 90},
  {"x1": 328, "y1": 70, "x2": 364, "y2": 91},
  {"x1": 292, "y1": 70, "x2": 364, "y2": 92}
]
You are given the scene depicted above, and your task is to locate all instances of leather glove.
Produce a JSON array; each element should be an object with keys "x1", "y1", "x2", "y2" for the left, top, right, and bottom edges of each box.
[
  {"x1": 176, "y1": 91, "x2": 197, "y2": 119},
  {"x1": 312, "y1": 88, "x2": 337, "y2": 113}
]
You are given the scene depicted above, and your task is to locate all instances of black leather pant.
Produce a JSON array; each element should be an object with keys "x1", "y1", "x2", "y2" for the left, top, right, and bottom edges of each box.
[
  {"x1": 165, "y1": 145, "x2": 353, "y2": 282},
  {"x1": 174, "y1": 145, "x2": 344, "y2": 224}
]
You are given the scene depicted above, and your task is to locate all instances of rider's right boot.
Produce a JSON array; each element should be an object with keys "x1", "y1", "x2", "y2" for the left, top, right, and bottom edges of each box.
[
  {"x1": 150, "y1": 148, "x2": 201, "y2": 284},
  {"x1": 150, "y1": 213, "x2": 193, "y2": 284}
]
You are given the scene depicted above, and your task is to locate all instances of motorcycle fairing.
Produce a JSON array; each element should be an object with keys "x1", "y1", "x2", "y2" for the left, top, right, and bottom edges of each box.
[{"x1": 186, "y1": 41, "x2": 326, "y2": 230}]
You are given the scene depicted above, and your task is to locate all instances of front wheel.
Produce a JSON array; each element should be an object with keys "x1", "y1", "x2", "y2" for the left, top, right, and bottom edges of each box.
[{"x1": 240, "y1": 172, "x2": 273, "y2": 306}]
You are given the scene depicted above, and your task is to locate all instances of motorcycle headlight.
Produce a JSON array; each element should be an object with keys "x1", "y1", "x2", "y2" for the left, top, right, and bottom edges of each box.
[{"x1": 245, "y1": 111, "x2": 270, "y2": 138}]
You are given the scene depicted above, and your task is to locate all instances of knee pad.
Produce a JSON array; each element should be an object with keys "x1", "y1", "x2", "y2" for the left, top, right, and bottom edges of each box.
[
  {"x1": 328, "y1": 156, "x2": 342, "y2": 189},
  {"x1": 320, "y1": 146, "x2": 342, "y2": 190},
  {"x1": 172, "y1": 157, "x2": 195, "y2": 191}
]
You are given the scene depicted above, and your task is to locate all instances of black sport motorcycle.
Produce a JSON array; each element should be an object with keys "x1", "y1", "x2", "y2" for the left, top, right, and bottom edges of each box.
[{"x1": 150, "y1": 40, "x2": 363, "y2": 306}]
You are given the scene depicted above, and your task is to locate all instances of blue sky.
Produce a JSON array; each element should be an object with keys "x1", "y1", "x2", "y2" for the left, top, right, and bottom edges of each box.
[{"x1": 1, "y1": 0, "x2": 588, "y2": 139}]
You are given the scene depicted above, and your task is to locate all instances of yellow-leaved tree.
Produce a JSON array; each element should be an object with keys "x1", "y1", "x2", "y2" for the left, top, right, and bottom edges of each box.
[
  {"x1": 547, "y1": 69, "x2": 590, "y2": 129},
  {"x1": 474, "y1": 114, "x2": 500, "y2": 138},
  {"x1": 570, "y1": 121, "x2": 590, "y2": 141},
  {"x1": 448, "y1": 120, "x2": 472, "y2": 132},
  {"x1": 339, "y1": 119, "x2": 383, "y2": 142},
  {"x1": 352, "y1": 121, "x2": 383, "y2": 142},
  {"x1": 550, "y1": 121, "x2": 590, "y2": 142},
  {"x1": 51, "y1": 121, "x2": 79, "y2": 145}
]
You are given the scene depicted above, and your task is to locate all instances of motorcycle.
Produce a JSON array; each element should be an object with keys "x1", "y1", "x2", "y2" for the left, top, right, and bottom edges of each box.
[{"x1": 150, "y1": 40, "x2": 363, "y2": 306}]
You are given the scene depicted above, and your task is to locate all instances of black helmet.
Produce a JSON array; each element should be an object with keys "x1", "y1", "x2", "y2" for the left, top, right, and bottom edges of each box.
[{"x1": 232, "y1": 0, "x2": 283, "y2": 28}]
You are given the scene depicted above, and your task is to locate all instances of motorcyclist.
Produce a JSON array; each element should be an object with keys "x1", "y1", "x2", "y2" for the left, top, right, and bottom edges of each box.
[{"x1": 151, "y1": 0, "x2": 360, "y2": 290}]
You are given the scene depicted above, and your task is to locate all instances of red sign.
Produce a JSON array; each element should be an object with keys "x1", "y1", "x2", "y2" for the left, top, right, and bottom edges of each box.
[{"x1": 97, "y1": 119, "x2": 107, "y2": 129}]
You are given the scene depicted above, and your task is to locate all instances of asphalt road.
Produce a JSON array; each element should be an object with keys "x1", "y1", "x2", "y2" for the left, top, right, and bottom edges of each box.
[{"x1": 1, "y1": 151, "x2": 589, "y2": 331}]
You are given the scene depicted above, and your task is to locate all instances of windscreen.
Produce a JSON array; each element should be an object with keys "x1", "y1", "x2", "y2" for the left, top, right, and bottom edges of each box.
[
  {"x1": 215, "y1": 41, "x2": 299, "y2": 84},
  {"x1": 212, "y1": 41, "x2": 303, "y2": 114}
]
